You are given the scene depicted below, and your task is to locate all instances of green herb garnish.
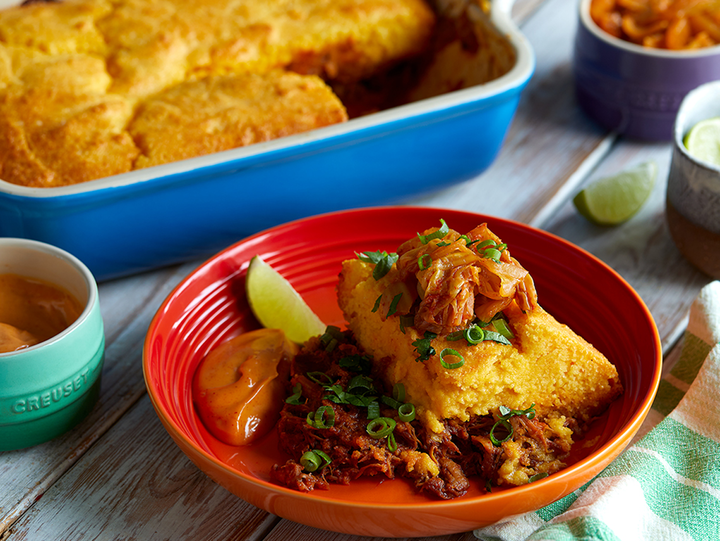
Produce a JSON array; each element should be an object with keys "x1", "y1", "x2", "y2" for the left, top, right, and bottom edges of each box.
[
  {"x1": 412, "y1": 331, "x2": 437, "y2": 362},
  {"x1": 358, "y1": 250, "x2": 399, "y2": 280},
  {"x1": 417, "y1": 219, "x2": 449, "y2": 245}
]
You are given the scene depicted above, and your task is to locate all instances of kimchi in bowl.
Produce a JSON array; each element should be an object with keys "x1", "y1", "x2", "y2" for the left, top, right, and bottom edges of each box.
[{"x1": 574, "y1": 0, "x2": 720, "y2": 141}]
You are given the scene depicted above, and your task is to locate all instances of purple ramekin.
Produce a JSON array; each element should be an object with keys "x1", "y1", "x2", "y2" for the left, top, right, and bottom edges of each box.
[{"x1": 573, "y1": 0, "x2": 720, "y2": 141}]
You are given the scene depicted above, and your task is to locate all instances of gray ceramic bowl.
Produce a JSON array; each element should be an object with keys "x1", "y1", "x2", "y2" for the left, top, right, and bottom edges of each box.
[
  {"x1": 573, "y1": 0, "x2": 720, "y2": 141},
  {"x1": 0, "y1": 239, "x2": 105, "y2": 451},
  {"x1": 666, "y1": 81, "x2": 720, "y2": 279}
]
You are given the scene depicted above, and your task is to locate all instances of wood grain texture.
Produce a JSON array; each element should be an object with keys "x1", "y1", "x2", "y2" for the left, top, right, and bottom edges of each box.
[
  {"x1": 5, "y1": 397, "x2": 276, "y2": 541},
  {"x1": 2, "y1": 0, "x2": 710, "y2": 539},
  {"x1": 543, "y1": 138, "x2": 712, "y2": 354}
]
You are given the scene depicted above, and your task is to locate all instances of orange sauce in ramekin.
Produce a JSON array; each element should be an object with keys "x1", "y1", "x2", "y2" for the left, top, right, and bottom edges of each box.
[{"x1": 0, "y1": 273, "x2": 83, "y2": 354}]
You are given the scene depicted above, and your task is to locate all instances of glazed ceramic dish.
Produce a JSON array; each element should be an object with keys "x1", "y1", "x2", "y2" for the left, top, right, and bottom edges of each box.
[
  {"x1": 0, "y1": 238, "x2": 105, "y2": 451},
  {"x1": 666, "y1": 81, "x2": 720, "y2": 279},
  {"x1": 0, "y1": 0, "x2": 534, "y2": 282},
  {"x1": 573, "y1": 0, "x2": 720, "y2": 141},
  {"x1": 143, "y1": 206, "x2": 661, "y2": 537}
]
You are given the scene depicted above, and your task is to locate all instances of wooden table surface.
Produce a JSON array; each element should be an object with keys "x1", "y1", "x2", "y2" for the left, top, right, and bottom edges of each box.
[{"x1": 1, "y1": 0, "x2": 713, "y2": 539}]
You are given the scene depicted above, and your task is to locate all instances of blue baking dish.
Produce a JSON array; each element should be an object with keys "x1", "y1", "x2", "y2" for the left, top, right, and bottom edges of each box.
[{"x1": 0, "y1": 1, "x2": 534, "y2": 281}]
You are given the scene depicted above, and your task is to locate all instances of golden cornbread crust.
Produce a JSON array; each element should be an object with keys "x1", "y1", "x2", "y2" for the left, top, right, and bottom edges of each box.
[
  {"x1": 337, "y1": 258, "x2": 623, "y2": 435},
  {"x1": 129, "y1": 72, "x2": 349, "y2": 169},
  {"x1": 0, "y1": 0, "x2": 436, "y2": 187}
]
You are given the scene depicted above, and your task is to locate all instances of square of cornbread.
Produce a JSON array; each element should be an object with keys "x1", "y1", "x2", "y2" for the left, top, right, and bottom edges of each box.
[
  {"x1": 337, "y1": 259, "x2": 623, "y2": 435},
  {"x1": 128, "y1": 71, "x2": 348, "y2": 169}
]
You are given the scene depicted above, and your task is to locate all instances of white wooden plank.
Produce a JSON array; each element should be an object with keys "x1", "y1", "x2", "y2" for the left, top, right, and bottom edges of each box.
[
  {"x1": 542, "y1": 138, "x2": 713, "y2": 353},
  {"x1": 5, "y1": 397, "x2": 276, "y2": 541}
]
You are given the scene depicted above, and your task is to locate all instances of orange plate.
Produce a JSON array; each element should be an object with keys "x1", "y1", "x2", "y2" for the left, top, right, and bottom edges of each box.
[{"x1": 143, "y1": 206, "x2": 662, "y2": 537}]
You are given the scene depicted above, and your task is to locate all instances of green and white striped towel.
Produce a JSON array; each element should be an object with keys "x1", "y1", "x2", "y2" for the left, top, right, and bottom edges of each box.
[{"x1": 474, "y1": 281, "x2": 720, "y2": 541}]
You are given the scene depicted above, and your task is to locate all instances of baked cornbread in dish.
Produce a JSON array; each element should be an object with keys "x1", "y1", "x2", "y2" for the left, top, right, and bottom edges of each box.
[
  {"x1": 0, "y1": 0, "x2": 435, "y2": 187},
  {"x1": 272, "y1": 221, "x2": 622, "y2": 497}
]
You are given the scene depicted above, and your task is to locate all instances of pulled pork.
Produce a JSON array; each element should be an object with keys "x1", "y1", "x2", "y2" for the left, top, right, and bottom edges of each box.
[{"x1": 271, "y1": 329, "x2": 572, "y2": 499}]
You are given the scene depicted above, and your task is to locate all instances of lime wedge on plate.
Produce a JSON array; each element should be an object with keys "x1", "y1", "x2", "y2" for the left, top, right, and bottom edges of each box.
[
  {"x1": 573, "y1": 161, "x2": 657, "y2": 226},
  {"x1": 684, "y1": 117, "x2": 720, "y2": 167},
  {"x1": 245, "y1": 255, "x2": 325, "y2": 343}
]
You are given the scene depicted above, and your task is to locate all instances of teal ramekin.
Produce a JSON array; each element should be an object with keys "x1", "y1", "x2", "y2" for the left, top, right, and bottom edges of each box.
[{"x1": 0, "y1": 238, "x2": 105, "y2": 451}]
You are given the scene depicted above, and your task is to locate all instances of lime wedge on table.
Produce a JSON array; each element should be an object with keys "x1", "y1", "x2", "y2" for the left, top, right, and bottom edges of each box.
[
  {"x1": 245, "y1": 255, "x2": 325, "y2": 344},
  {"x1": 684, "y1": 117, "x2": 720, "y2": 167},
  {"x1": 573, "y1": 161, "x2": 657, "y2": 226}
]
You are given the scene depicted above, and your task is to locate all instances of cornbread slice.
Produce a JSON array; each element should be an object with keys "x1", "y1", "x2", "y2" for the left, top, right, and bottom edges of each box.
[
  {"x1": 337, "y1": 258, "x2": 623, "y2": 435},
  {"x1": 129, "y1": 71, "x2": 348, "y2": 169}
]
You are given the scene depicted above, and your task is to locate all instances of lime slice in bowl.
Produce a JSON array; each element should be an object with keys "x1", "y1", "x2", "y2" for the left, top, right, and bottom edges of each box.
[
  {"x1": 573, "y1": 161, "x2": 657, "y2": 226},
  {"x1": 245, "y1": 255, "x2": 326, "y2": 344},
  {"x1": 683, "y1": 117, "x2": 720, "y2": 167}
]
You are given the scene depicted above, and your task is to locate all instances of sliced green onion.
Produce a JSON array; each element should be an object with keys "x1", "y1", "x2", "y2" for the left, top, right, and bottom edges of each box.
[
  {"x1": 417, "y1": 219, "x2": 449, "y2": 245},
  {"x1": 489, "y1": 418, "x2": 513, "y2": 446},
  {"x1": 398, "y1": 403, "x2": 415, "y2": 422},
  {"x1": 387, "y1": 432, "x2": 398, "y2": 452},
  {"x1": 483, "y1": 330, "x2": 512, "y2": 345},
  {"x1": 285, "y1": 383, "x2": 303, "y2": 405},
  {"x1": 320, "y1": 325, "x2": 343, "y2": 344},
  {"x1": 529, "y1": 472, "x2": 549, "y2": 483},
  {"x1": 476, "y1": 239, "x2": 496, "y2": 249},
  {"x1": 367, "y1": 401, "x2": 380, "y2": 420},
  {"x1": 381, "y1": 395, "x2": 402, "y2": 409},
  {"x1": 300, "y1": 450, "x2": 322, "y2": 472},
  {"x1": 418, "y1": 253, "x2": 432, "y2": 270},
  {"x1": 464, "y1": 325, "x2": 484, "y2": 345},
  {"x1": 399, "y1": 314, "x2": 415, "y2": 334},
  {"x1": 445, "y1": 330, "x2": 465, "y2": 341},
  {"x1": 307, "y1": 405, "x2": 335, "y2": 429},
  {"x1": 392, "y1": 383, "x2": 406, "y2": 403},
  {"x1": 347, "y1": 375, "x2": 374, "y2": 394},
  {"x1": 366, "y1": 417, "x2": 396, "y2": 439},
  {"x1": 489, "y1": 403, "x2": 537, "y2": 446},
  {"x1": 306, "y1": 371, "x2": 334, "y2": 386},
  {"x1": 483, "y1": 248, "x2": 502, "y2": 261},
  {"x1": 387, "y1": 293, "x2": 403, "y2": 318},
  {"x1": 493, "y1": 318, "x2": 515, "y2": 340},
  {"x1": 439, "y1": 348, "x2": 464, "y2": 369},
  {"x1": 300, "y1": 449, "x2": 331, "y2": 472}
]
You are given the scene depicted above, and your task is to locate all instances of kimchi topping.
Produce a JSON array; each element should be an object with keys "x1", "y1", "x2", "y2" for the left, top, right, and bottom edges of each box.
[{"x1": 365, "y1": 220, "x2": 539, "y2": 337}]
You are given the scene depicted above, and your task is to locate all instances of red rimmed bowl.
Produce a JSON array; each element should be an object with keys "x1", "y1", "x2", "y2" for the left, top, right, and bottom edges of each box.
[{"x1": 143, "y1": 206, "x2": 661, "y2": 537}]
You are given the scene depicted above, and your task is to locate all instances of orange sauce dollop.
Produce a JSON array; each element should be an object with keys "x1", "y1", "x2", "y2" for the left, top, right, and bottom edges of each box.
[
  {"x1": 0, "y1": 273, "x2": 83, "y2": 354},
  {"x1": 193, "y1": 328, "x2": 298, "y2": 446}
]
